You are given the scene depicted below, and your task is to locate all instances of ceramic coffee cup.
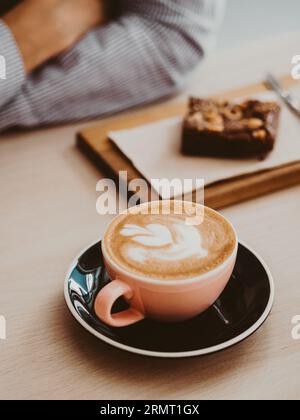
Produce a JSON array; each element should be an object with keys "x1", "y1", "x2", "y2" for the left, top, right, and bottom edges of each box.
[{"x1": 94, "y1": 202, "x2": 238, "y2": 327}]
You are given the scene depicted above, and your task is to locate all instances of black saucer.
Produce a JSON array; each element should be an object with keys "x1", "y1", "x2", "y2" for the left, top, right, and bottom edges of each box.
[{"x1": 64, "y1": 241, "x2": 274, "y2": 358}]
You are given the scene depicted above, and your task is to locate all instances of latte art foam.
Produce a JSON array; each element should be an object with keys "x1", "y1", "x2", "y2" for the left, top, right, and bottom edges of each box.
[
  {"x1": 120, "y1": 222, "x2": 208, "y2": 264},
  {"x1": 104, "y1": 202, "x2": 236, "y2": 280}
]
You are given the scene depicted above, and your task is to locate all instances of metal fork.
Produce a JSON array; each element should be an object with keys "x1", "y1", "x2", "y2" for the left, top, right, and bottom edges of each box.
[{"x1": 266, "y1": 73, "x2": 300, "y2": 117}]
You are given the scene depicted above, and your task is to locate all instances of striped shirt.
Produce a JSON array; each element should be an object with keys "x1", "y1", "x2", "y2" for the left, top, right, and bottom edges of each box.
[{"x1": 0, "y1": 0, "x2": 225, "y2": 132}]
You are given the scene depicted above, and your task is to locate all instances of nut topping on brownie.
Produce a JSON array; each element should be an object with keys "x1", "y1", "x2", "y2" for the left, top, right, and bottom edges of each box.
[{"x1": 182, "y1": 98, "x2": 281, "y2": 159}]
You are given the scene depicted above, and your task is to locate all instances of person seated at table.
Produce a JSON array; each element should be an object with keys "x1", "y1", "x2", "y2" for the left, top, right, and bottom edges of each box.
[{"x1": 0, "y1": 0, "x2": 225, "y2": 132}]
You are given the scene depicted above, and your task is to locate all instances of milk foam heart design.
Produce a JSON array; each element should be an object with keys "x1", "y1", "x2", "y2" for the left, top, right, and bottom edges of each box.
[
  {"x1": 121, "y1": 223, "x2": 173, "y2": 247},
  {"x1": 120, "y1": 222, "x2": 208, "y2": 264}
]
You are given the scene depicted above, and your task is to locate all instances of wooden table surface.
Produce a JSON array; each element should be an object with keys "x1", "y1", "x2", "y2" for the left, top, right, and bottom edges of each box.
[{"x1": 1, "y1": 32, "x2": 300, "y2": 400}]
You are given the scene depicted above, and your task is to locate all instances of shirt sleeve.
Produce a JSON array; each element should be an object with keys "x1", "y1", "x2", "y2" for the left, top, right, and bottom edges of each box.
[
  {"x1": 0, "y1": 0, "x2": 225, "y2": 131},
  {"x1": 0, "y1": 20, "x2": 25, "y2": 107}
]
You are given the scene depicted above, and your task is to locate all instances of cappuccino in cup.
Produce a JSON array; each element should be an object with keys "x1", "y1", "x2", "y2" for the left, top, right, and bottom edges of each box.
[
  {"x1": 103, "y1": 201, "x2": 236, "y2": 281},
  {"x1": 96, "y1": 201, "x2": 238, "y2": 327}
]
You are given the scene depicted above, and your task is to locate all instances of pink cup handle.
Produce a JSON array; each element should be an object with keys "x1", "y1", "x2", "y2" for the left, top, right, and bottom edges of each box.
[{"x1": 94, "y1": 280, "x2": 145, "y2": 327}]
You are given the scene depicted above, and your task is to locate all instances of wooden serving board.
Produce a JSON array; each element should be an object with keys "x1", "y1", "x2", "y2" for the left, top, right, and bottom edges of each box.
[{"x1": 77, "y1": 76, "x2": 300, "y2": 209}]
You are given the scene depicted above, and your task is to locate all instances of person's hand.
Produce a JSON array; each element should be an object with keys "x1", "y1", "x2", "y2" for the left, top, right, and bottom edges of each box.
[{"x1": 3, "y1": 0, "x2": 105, "y2": 74}]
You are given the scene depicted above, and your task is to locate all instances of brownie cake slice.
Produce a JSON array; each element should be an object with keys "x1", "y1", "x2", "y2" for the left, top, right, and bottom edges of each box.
[{"x1": 182, "y1": 98, "x2": 281, "y2": 159}]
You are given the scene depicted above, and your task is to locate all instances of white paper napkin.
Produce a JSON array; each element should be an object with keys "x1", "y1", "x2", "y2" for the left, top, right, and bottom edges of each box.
[{"x1": 109, "y1": 89, "x2": 300, "y2": 199}]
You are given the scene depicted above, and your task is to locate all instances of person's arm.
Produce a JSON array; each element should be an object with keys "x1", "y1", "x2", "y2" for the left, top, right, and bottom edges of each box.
[
  {"x1": 0, "y1": 0, "x2": 105, "y2": 109},
  {"x1": 0, "y1": 0, "x2": 226, "y2": 132},
  {"x1": 3, "y1": 0, "x2": 105, "y2": 75}
]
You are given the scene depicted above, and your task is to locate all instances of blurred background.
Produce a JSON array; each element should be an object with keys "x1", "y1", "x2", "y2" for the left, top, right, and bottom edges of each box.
[{"x1": 219, "y1": 0, "x2": 300, "y2": 50}]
